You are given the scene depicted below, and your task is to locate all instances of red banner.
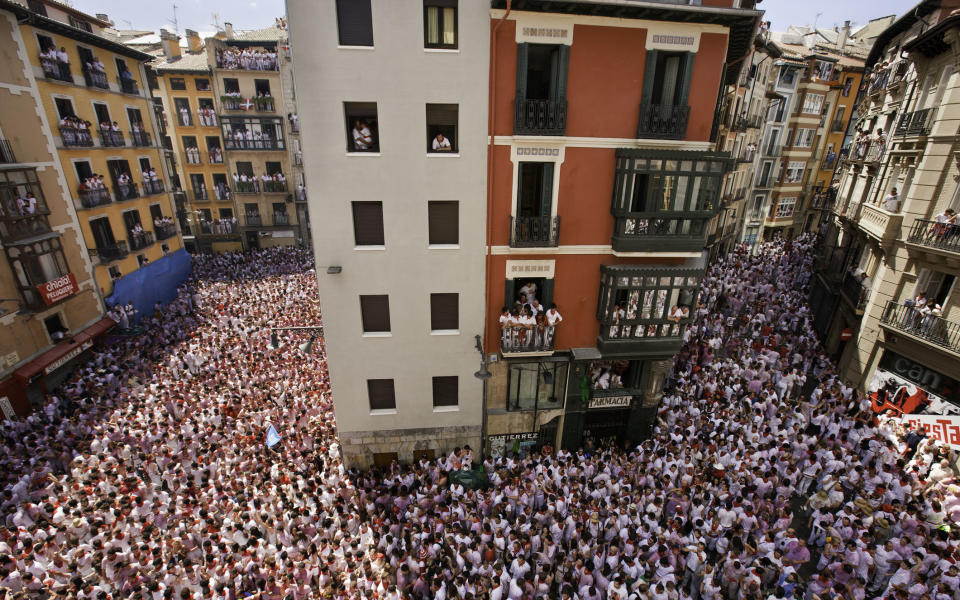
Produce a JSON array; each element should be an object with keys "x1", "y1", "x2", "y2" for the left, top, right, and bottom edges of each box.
[{"x1": 36, "y1": 273, "x2": 78, "y2": 306}]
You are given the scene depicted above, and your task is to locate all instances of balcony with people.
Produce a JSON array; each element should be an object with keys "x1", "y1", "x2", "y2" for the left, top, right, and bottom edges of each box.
[
  {"x1": 222, "y1": 118, "x2": 285, "y2": 151},
  {"x1": 96, "y1": 240, "x2": 129, "y2": 263},
  {"x1": 215, "y1": 46, "x2": 279, "y2": 71},
  {"x1": 111, "y1": 173, "x2": 138, "y2": 202},
  {"x1": 840, "y1": 268, "x2": 871, "y2": 314},
  {"x1": 130, "y1": 125, "x2": 152, "y2": 147},
  {"x1": 234, "y1": 178, "x2": 259, "y2": 194},
  {"x1": 77, "y1": 177, "x2": 111, "y2": 209},
  {"x1": 38, "y1": 47, "x2": 72, "y2": 82},
  {"x1": 153, "y1": 216, "x2": 177, "y2": 241},
  {"x1": 119, "y1": 73, "x2": 138, "y2": 95},
  {"x1": 895, "y1": 108, "x2": 935, "y2": 136},
  {"x1": 906, "y1": 209, "x2": 960, "y2": 258},
  {"x1": 99, "y1": 124, "x2": 125, "y2": 148},
  {"x1": 81, "y1": 60, "x2": 109, "y2": 89},
  {"x1": 0, "y1": 177, "x2": 52, "y2": 243},
  {"x1": 881, "y1": 300, "x2": 960, "y2": 356},
  {"x1": 127, "y1": 225, "x2": 154, "y2": 251},
  {"x1": 609, "y1": 150, "x2": 721, "y2": 252},
  {"x1": 58, "y1": 116, "x2": 94, "y2": 147},
  {"x1": 500, "y1": 278, "x2": 561, "y2": 355},
  {"x1": 244, "y1": 210, "x2": 262, "y2": 227},
  {"x1": 141, "y1": 170, "x2": 165, "y2": 196},
  {"x1": 262, "y1": 173, "x2": 288, "y2": 193},
  {"x1": 273, "y1": 211, "x2": 290, "y2": 226},
  {"x1": 198, "y1": 107, "x2": 218, "y2": 127}
]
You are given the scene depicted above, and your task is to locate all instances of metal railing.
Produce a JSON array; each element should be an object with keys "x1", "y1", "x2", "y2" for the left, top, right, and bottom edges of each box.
[
  {"x1": 830, "y1": 119, "x2": 846, "y2": 133},
  {"x1": 273, "y1": 212, "x2": 290, "y2": 225},
  {"x1": 636, "y1": 103, "x2": 690, "y2": 140},
  {"x1": 178, "y1": 113, "x2": 193, "y2": 127},
  {"x1": 208, "y1": 151, "x2": 224, "y2": 164},
  {"x1": 197, "y1": 111, "x2": 218, "y2": 127},
  {"x1": 128, "y1": 230, "x2": 154, "y2": 251},
  {"x1": 82, "y1": 67, "x2": 108, "y2": 89},
  {"x1": 77, "y1": 188, "x2": 111, "y2": 209},
  {"x1": 130, "y1": 130, "x2": 151, "y2": 147},
  {"x1": 514, "y1": 98, "x2": 567, "y2": 136},
  {"x1": 142, "y1": 179, "x2": 165, "y2": 195},
  {"x1": 245, "y1": 214, "x2": 262, "y2": 227},
  {"x1": 40, "y1": 56, "x2": 72, "y2": 82},
  {"x1": 500, "y1": 324, "x2": 557, "y2": 354},
  {"x1": 223, "y1": 138, "x2": 284, "y2": 151},
  {"x1": 254, "y1": 98, "x2": 275, "y2": 112},
  {"x1": 262, "y1": 180, "x2": 288, "y2": 193},
  {"x1": 510, "y1": 216, "x2": 560, "y2": 247},
  {"x1": 154, "y1": 222, "x2": 177, "y2": 240},
  {"x1": 882, "y1": 301, "x2": 960, "y2": 354},
  {"x1": 762, "y1": 145, "x2": 781, "y2": 157},
  {"x1": 234, "y1": 180, "x2": 259, "y2": 194},
  {"x1": 907, "y1": 218, "x2": 960, "y2": 254},
  {"x1": 96, "y1": 241, "x2": 129, "y2": 262},
  {"x1": 120, "y1": 78, "x2": 138, "y2": 95},
  {"x1": 99, "y1": 129, "x2": 125, "y2": 147},
  {"x1": 60, "y1": 127, "x2": 94, "y2": 147},
  {"x1": 113, "y1": 182, "x2": 139, "y2": 202},
  {"x1": 615, "y1": 215, "x2": 708, "y2": 239},
  {"x1": 896, "y1": 108, "x2": 934, "y2": 136},
  {"x1": 192, "y1": 189, "x2": 208, "y2": 202},
  {"x1": 222, "y1": 97, "x2": 244, "y2": 111},
  {"x1": 841, "y1": 273, "x2": 870, "y2": 312},
  {"x1": 868, "y1": 68, "x2": 890, "y2": 96}
]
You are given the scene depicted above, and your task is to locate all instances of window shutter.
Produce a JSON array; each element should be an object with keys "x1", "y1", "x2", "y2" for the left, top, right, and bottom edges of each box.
[
  {"x1": 504, "y1": 279, "x2": 517, "y2": 309},
  {"x1": 367, "y1": 379, "x2": 396, "y2": 410},
  {"x1": 336, "y1": 0, "x2": 374, "y2": 46},
  {"x1": 540, "y1": 162, "x2": 554, "y2": 218},
  {"x1": 641, "y1": 50, "x2": 658, "y2": 105},
  {"x1": 430, "y1": 293, "x2": 459, "y2": 330},
  {"x1": 516, "y1": 43, "x2": 529, "y2": 100},
  {"x1": 555, "y1": 45, "x2": 570, "y2": 99},
  {"x1": 679, "y1": 52, "x2": 695, "y2": 107},
  {"x1": 432, "y1": 376, "x2": 458, "y2": 407},
  {"x1": 428, "y1": 201, "x2": 458, "y2": 245},
  {"x1": 360, "y1": 295, "x2": 390, "y2": 332},
  {"x1": 540, "y1": 278, "x2": 555, "y2": 308},
  {"x1": 352, "y1": 202, "x2": 384, "y2": 246}
]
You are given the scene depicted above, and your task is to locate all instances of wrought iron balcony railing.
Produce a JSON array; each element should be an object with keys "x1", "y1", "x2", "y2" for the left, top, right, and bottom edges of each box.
[
  {"x1": 612, "y1": 214, "x2": 710, "y2": 252},
  {"x1": 142, "y1": 179, "x2": 165, "y2": 195},
  {"x1": 95, "y1": 241, "x2": 129, "y2": 262},
  {"x1": 130, "y1": 130, "x2": 152, "y2": 147},
  {"x1": 99, "y1": 129, "x2": 125, "y2": 147},
  {"x1": 881, "y1": 301, "x2": 960, "y2": 355},
  {"x1": 907, "y1": 218, "x2": 960, "y2": 255},
  {"x1": 40, "y1": 56, "x2": 72, "y2": 82},
  {"x1": 82, "y1": 67, "x2": 108, "y2": 89},
  {"x1": 895, "y1": 108, "x2": 934, "y2": 136},
  {"x1": 510, "y1": 216, "x2": 560, "y2": 248},
  {"x1": 77, "y1": 188, "x2": 111, "y2": 209},
  {"x1": 636, "y1": 103, "x2": 690, "y2": 140},
  {"x1": 113, "y1": 182, "x2": 139, "y2": 202},
  {"x1": 60, "y1": 127, "x2": 94, "y2": 147},
  {"x1": 154, "y1": 222, "x2": 177, "y2": 240},
  {"x1": 514, "y1": 98, "x2": 567, "y2": 136},
  {"x1": 120, "y1": 77, "x2": 138, "y2": 95},
  {"x1": 128, "y1": 230, "x2": 154, "y2": 251}
]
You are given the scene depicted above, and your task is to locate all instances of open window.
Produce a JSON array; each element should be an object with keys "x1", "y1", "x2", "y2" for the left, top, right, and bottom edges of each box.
[
  {"x1": 426, "y1": 104, "x2": 457, "y2": 153},
  {"x1": 515, "y1": 43, "x2": 569, "y2": 135},
  {"x1": 345, "y1": 102, "x2": 379, "y2": 152}
]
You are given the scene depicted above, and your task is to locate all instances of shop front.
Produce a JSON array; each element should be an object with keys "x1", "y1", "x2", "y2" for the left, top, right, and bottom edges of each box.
[{"x1": 582, "y1": 394, "x2": 633, "y2": 448}]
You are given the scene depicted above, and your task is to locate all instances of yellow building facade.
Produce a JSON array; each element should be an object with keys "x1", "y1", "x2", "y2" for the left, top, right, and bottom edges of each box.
[{"x1": 12, "y1": 0, "x2": 182, "y2": 296}]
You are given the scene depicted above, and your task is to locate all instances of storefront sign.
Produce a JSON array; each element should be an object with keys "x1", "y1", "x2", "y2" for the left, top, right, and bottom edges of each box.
[
  {"x1": 588, "y1": 395, "x2": 632, "y2": 409},
  {"x1": 488, "y1": 432, "x2": 539, "y2": 458},
  {"x1": 506, "y1": 260, "x2": 555, "y2": 279},
  {"x1": 36, "y1": 273, "x2": 78, "y2": 306},
  {"x1": 43, "y1": 340, "x2": 93, "y2": 376},
  {"x1": 0, "y1": 396, "x2": 13, "y2": 420},
  {"x1": 901, "y1": 414, "x2": 960, "y2": 450},
  {"x1": 646, "y1": 24, "x2": 702, "y2": 52},
  {"x1": 868, "y1": 351, "x2": 960, "y2": 415}
]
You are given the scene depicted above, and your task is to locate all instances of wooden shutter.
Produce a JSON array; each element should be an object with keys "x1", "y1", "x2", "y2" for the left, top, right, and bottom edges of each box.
[
  {"x1": 540, "y1": 278, "x2": 555, "y2": 308},
  {"x1": 336, "y1": 0, "x2": 374, "y2": 46},
  {"x1": 555, "y1": 45, "x2": 570, "y2": 100},
  {"x1": 428, "y1": 201, "x2": 458, "y2": 245},
  {"x1": 352, "y1": 202, "x2": 384, "y2": 246},
  {"x1": 679, "y1": 52, "x2": 695, "y2": 107},
  {"x1": 504, "y1": 279, "x2": 517, "y2": 309},
  {"x1": 540, "y1": 163, "x2": 554, "y2": 218},
  {"x1": 516, "y1": 43, "x2": 529, "y2": 100},
  {"x1": 641, "y1": 50, "x2": 658, "y2": 105},
  {"x1": 367, "y1": 379, "x2": 396, "y2": 410},
  {"x1": 430, "y1": 293, "x2": 459, "y2": 330},
  {"x1": 432, "y1": 376, "x2": 458, "y2": 407},
  {"x1": 360, "y1": 295, "x2": 390, "y2": 332}
]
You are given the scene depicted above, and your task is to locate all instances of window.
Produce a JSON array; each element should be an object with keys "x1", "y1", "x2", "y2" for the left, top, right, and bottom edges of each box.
[
  {"x1": 597, "y1": 266, "x2": 701, "y2": 340},
  {"x1": 612, "y1": 155, "x2": 724, "y2": 215},
  {"x1": 360, "y1": 295, "x2": 390, "y2": 333},
  {"x1": 432, "y1": 376, "x2": 458, "y2": 408},
  {"x1": 794, "y1": 128, "x2": 814, "y2": 148},
  {"x1": 89, "y1": 216, "x2": 116, "y2": 249},
  {"x1": 424, "y1": 0, "x2": 457, "y2": 49},
  {"x1": 775, "y1": 196, "x2": 796, "y2": 218},
  {"x1": 174, "y1": 98, "x2": 192, "y2": 126},
  {"x1": 221, "y1": 116, "x2": 285, "y2": 150},
  {"x1": 352, "y1": 202, "x2": 384, "y2": 246},
  {"x1": 784, "y1": 162, "x2": 805, "y2": 184},
  {"x1": 344, "y1": 102, "x2": 379, "y2": 152},
  {"x1": 44, "y1": 313, "x2": 66, "y2": 340},
  {"x1": 54, "y1": 98, "x2": 75, "y2": 120},
  {"x1": 507, "y1": 361, "x2": 567, "y2": 411},
  {"x1": 254, "y1": 79, "x2": 271, "y2": 96},
  {"x1": 428, "y1": 201, "x2": 458, "y2": 245},
  {"x1": 643, "y1": 50, "x2": 694, "y2": 109},
  {"x1": 842, "y1": 77, "x2": 853, "y2": 97},
  {"x1": 4, "y1": 236, "x2": 69, "y2": 309},
  {"x1": 779, "y1": 68, "x2": 796, "y2": 86},
  {"x1": 336, "y1": 0, "x2": 374, "y2": 47},
  {"x1": 517, "y1": 162, "x2": 554, "y2": 217},
  {"x1": 426, "y1": 104, "x2": 458, "y2": 153},
  {"x1": 518, "y1": 44, "x2": 569, "y2": 102},
  {"x1": 27, "y1": 0, "x2": 47, "y2": 16},
  {"x1": 169, "y1": 77, "x2": 186, "y2": 90},
  {"x1": 69, "y1": 15, "x2": 92, "y2": 32},
  {"x1": 367, "y1": 379, "x2": 396, "y2": 411},
  {"x1": 430, "y1": 293, "x2": 458, "y2": 331},
  {"x1": 801, "y1": 93, "x2": 825, "y2": 115},
  {"x1": 195, "y1": 78, "x2": 210, "y2": 91},
  {"x1": 223, "y1": 78, "x2": 240, "y2": 94}
]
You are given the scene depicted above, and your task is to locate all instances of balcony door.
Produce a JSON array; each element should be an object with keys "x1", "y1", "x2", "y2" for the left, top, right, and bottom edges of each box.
[
  {"x1": 517, "y1": 162, "x2": 553, "y2": 219},
  {"x1": 642, "y1": 51, "x2": 694, "y2": 109},
  {"x1": 90, "y1": 216, "x2": 116, "y2": 249},
  {"x1": 517, "y1": 43, "x2": 568, "y2": 102}
]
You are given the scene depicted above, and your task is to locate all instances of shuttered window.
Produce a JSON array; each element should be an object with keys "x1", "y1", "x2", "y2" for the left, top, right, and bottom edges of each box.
[
  {"x1": 360, "y1": 295, "x2": 390, "y2": 333},
  {"x1": 336, "y1": 0, "x2": 374, "y2": 47},
  {"x1": 428, "y1": 201, "x2": 458, "y2": 245},
  {"x1": 367, "y1": 379, "x2": 396, "y2": 410},
  {"x1": 424, "y1": 0, "x2": 457, "y2": 49},
  {"x1": 352, "y1": 202, "x2": 384, "y2": 246},
  {"x1": 430, "y1": 293, "x2": 458, "y2": 331},
  {"x1": 432, "y1": 376, "x2": 458, "y2": 407}
]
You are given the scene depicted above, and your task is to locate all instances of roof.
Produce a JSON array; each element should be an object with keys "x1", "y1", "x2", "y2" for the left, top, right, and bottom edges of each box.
[
  {"x1": 230, "y1": 26, "x2": 287, "y2": 42},
  {"x1": 154, "y1": 52, "x2": 210, "y2": 73},
  {"x1": 903, "y1": 12, "x2": 960, "y2": 57},
  {"x1": 865, "y1": 0, "x2": 940, "y2": 67},
  {"x1": 33, "y1": 0, "x2": 111, "y2": 27},
  {"x1": 853, "y1": 15, "x2": 898, "y2": 41},
  {"x1": 0, "y1": 0, "x2": 154, "y2": 61}
]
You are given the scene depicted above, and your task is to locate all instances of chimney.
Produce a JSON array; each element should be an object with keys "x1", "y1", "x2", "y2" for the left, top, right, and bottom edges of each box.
[
  {"x1": 224, "y1": 22, "x2": 234, "y2": 39},
  {"x1": 160, "y1": 29, "x2": 181, "y2": 60},
  {"x1": 839, "y1": 20, "x2": 851, "y2": 51},
  {"x1": 95, "y1": 13, "x2": 112, "y2": 25},
  {"x1": 185, "y1": 29, "x2": 203, "y2": 53}
]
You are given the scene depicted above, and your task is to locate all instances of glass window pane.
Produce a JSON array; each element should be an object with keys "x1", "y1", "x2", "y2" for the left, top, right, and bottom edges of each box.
[
  {"x1": 427, "y1": 7, "x2": 439, "y2": 44},
  {"x1": 442, "y1": 7, "x2": 455, "y2": 45},
  {"x1": 510, "y1": 365, "x2": 538, "y2": 410}
]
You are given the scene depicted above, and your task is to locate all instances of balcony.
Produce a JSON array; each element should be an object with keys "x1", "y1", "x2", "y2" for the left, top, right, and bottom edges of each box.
[
  {"x1": 510, "y1": 216, "x2": 560, "y2": 248},
  {"x1": 881, "y1": 301, "x2": 960, "y2": 356},
  {"x1": 99, "y1": 129, "x2": 125, "y2": 148},
  {"x1": 82, "y1": 67, "x2": 108, "y2": 89},
  {"x1": 234, "y1": 180, "x2": 259, "y2": 194},
  {"x1": 119, "y1": 77, "x2": 138, "y2": 95},
  {"x1": 514, "y1": 98, "x2": 567, "y2": 136},
  {"x1": 223, "y1": 138, "x2": 284, "y2": 151},
  {"x1": 254, "y1": 97, "x2": 275, "y2": 112},
  {"x1": 59, "y1": 127, "x2": 94, "y2": 147},
  {"x1": 244, "y1": 214, "x2": 262, "y2": 227},
  {"x1": 40, "y1": 56, "x2": 72, "y2": 82},
  {"x1": 192, "y1": 189, "x2": 209, "y2": 202},
  {"x1": 830, "y1": 119, "x2": 846, "y2": 133},
  {"x1": 840, "y1": 273, "x2": 870, "y2": 313},
  {"x1": 208, "y1": 151, "x2": 224, "y2": 164},
  {"x1": 273, "y1": 212, "x2": 290, "y2": 225},
  {"x1": 198, "y1": 112, "x2": 218, "y2": 127},
  {"x1": 636, "y1": 103, "x2": 690, "y2": 140},
  {"x1": 95, "y1": 241, "x2": 129, "y2": 262},
  {"x1": 896, "y1": 108, "x2": 934, "y2": 136},
  {"x1": 0, "y1": 139, "x2": 14, "y2": 163},
  {"x1": 761, "y1": 145, "x2": 781, "y2": 157},
  {"x1": 128, "y1": 230, "x2": 154, "y2": 251},
  {"x1": 130, "y1": 130, "x2": 152, "y2": 147},
  {"x1": 178, "y1": 113, "x2": 193, "y2": 127},
  {"x1": 142, "y1": 179, "x2": 165, "y2": 196},
  {"x1": 0, "y1": 203, "x2": 52, "y2": 243},
  {"x1": 868, "y1": 68, "x2": 890, "y2": 97},
  {"x1": 113, "y1": 182, "x2": 138, "y2": 202},
  {"x1": 736, "y1": 149, "x2": 755, "y2": 163},
  {"x1": 154, "y1": 222, "x2": 177, "y2": 240},
  {"x1": 612, "y1": 214, "x2": 711, "y2": 252},
  {"x1": 221, "y1": 97, "x2": 244, "y2": 111},
  {"x1": 858, "y1": 204, "x2": 903, "y2": 244},
  {"x1": 77, "y1": 188, "x2": 111, "y2": 209},
  {"x1": 262, "y1": 180, "x2": 288, "y2": 193},
  {"x1": 500, "y1": 323, "x2": 556, "y2": 355},
  {"x1": 907, "y1": 219, "x2": 960, "y2": 256}
]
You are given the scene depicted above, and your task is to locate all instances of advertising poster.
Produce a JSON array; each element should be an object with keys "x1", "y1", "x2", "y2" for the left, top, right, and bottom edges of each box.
[{"x1": 868, "y1": 351, "x2": 960, "y2": 416}]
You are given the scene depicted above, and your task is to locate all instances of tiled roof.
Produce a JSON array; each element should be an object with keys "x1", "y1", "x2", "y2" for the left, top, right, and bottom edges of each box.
[
  {"x1": 230, "y1": 26, "x2": 287, "y2": 42},
  {"x1": 154, "y1": 52, "x2": 210, "y2": 72}
]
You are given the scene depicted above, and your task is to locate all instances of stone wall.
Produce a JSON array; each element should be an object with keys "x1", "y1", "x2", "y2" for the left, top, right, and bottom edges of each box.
[{"x1": 338, "y1": 425, "x2": 482, "y2": 469}]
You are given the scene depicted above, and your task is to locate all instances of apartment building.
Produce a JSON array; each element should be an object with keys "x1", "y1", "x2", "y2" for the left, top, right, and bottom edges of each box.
[
  {"x1": 481, "y1": 0, "x2": 759, "y2": 455},
  {"x1": 5, "y1": 0, "x2": 183, "y2": 297},
  {"x1": 0, "y1": 0, "x2": 123, "y2": 416},
  {"x1": 290, "y1": 0, "x2": 489, "y2": 468},
  {"x1": 812, "y1": 0, "x2": 960, "y2": 414}
]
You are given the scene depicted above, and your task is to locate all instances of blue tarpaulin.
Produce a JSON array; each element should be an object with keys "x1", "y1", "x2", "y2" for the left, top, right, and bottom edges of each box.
[{"x1": 105, "y1": 249, "x2": 192, "y2": 322}]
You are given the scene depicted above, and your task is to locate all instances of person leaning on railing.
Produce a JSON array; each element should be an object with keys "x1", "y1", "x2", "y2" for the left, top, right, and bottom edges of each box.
[{"x1": 931, "y1": 208, "x2": 958, "y2": 242}]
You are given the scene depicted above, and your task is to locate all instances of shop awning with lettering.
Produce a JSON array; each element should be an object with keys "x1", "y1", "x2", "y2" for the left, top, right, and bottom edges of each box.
[{"x1": 13, "y1": 317, "x2": 117, "y2": 382}]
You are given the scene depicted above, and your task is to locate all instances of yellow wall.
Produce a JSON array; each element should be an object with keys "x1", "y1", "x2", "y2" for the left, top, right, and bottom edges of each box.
[{"x1": 815, "y1": 68, "x2": 864, "y2": 189}]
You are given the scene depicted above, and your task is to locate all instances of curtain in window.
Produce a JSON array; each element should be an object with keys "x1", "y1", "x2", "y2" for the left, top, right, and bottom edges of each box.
[
  {"x1": 442, "y1": 8, "x2": 455, "y2": 45},
  {"x1": 427, "y1": 7, "x2": 439, "y2": 44}
]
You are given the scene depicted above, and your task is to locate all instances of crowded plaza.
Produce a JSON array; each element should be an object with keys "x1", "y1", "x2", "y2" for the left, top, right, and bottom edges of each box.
[{"x1": 0, "y1": 238, "x2": 957, "y2": 600}]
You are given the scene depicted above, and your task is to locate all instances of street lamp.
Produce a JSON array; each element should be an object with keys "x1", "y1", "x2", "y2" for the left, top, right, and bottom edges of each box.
[{"x1": 474, "y1": 334, "x2": 492, "y2": 460}]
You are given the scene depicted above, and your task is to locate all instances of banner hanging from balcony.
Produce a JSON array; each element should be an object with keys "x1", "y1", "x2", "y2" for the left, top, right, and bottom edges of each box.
[
  {"x1": 36, "y1": 273, "x2": 78, "y2": 306},
  {"x1": 900, "y1": 414, "x2": 960, "y2": 450},
  {"x1": 868, "y1": 350, "x2": 960, "y2": 416}
]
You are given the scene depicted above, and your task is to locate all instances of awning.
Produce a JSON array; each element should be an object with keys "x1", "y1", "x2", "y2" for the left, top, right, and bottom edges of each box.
[{"x1": 13, "y1": 317, "x2": 117, "y2": 382}]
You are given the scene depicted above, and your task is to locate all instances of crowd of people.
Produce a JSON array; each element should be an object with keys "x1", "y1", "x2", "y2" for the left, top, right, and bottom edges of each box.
[
  {"x1": 57, "y1": 115, "x2": 94, "y2": 146},
  {"x1": 216, "y1": 47, "x2": 279, "y2": 71},
  {"x1": 1, "y1": 239, "x2": 958, "y2": 600}
]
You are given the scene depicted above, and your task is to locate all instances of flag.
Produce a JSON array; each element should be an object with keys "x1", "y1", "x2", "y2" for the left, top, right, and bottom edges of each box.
[
  {"x1": 241, "y1": 99, "x2": 254, "y2": 111},
  {"x1": 266, "y1": 424, "x2": 282, "y2": 448}
]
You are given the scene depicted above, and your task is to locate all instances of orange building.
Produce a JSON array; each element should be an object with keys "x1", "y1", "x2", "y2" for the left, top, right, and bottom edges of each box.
[{"x1": 482, "y1": 0, "x2": 761, "y2": 453}]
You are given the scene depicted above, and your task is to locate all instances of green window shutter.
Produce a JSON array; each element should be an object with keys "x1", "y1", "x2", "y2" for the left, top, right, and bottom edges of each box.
[
  {"x1": 541, "y1": 162, "x2": 555, "y2": 218},
  {"x1": 516, "y1": 43, "x2": 529, "y2": 101},
  {"x1": 679, "y1": 52, "x2": 695, "y2": 106},
  {"x1": 505, "y1": 278, "x2": 517, "y2": 308},
  {"x1": 641, "y1": 50, "x2": 658, "y2": 105},
  {"x1": 541, "y1": 278, "x2": 555, "y2": 308},
  {"x1": 555, "y1": 45, "x2": 570, "y2": 99}
]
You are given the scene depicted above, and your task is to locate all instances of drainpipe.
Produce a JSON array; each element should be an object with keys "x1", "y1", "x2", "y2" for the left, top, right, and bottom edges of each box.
[{"x1": 482, "y1": 0, "x2": 511, "y2": 459}]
